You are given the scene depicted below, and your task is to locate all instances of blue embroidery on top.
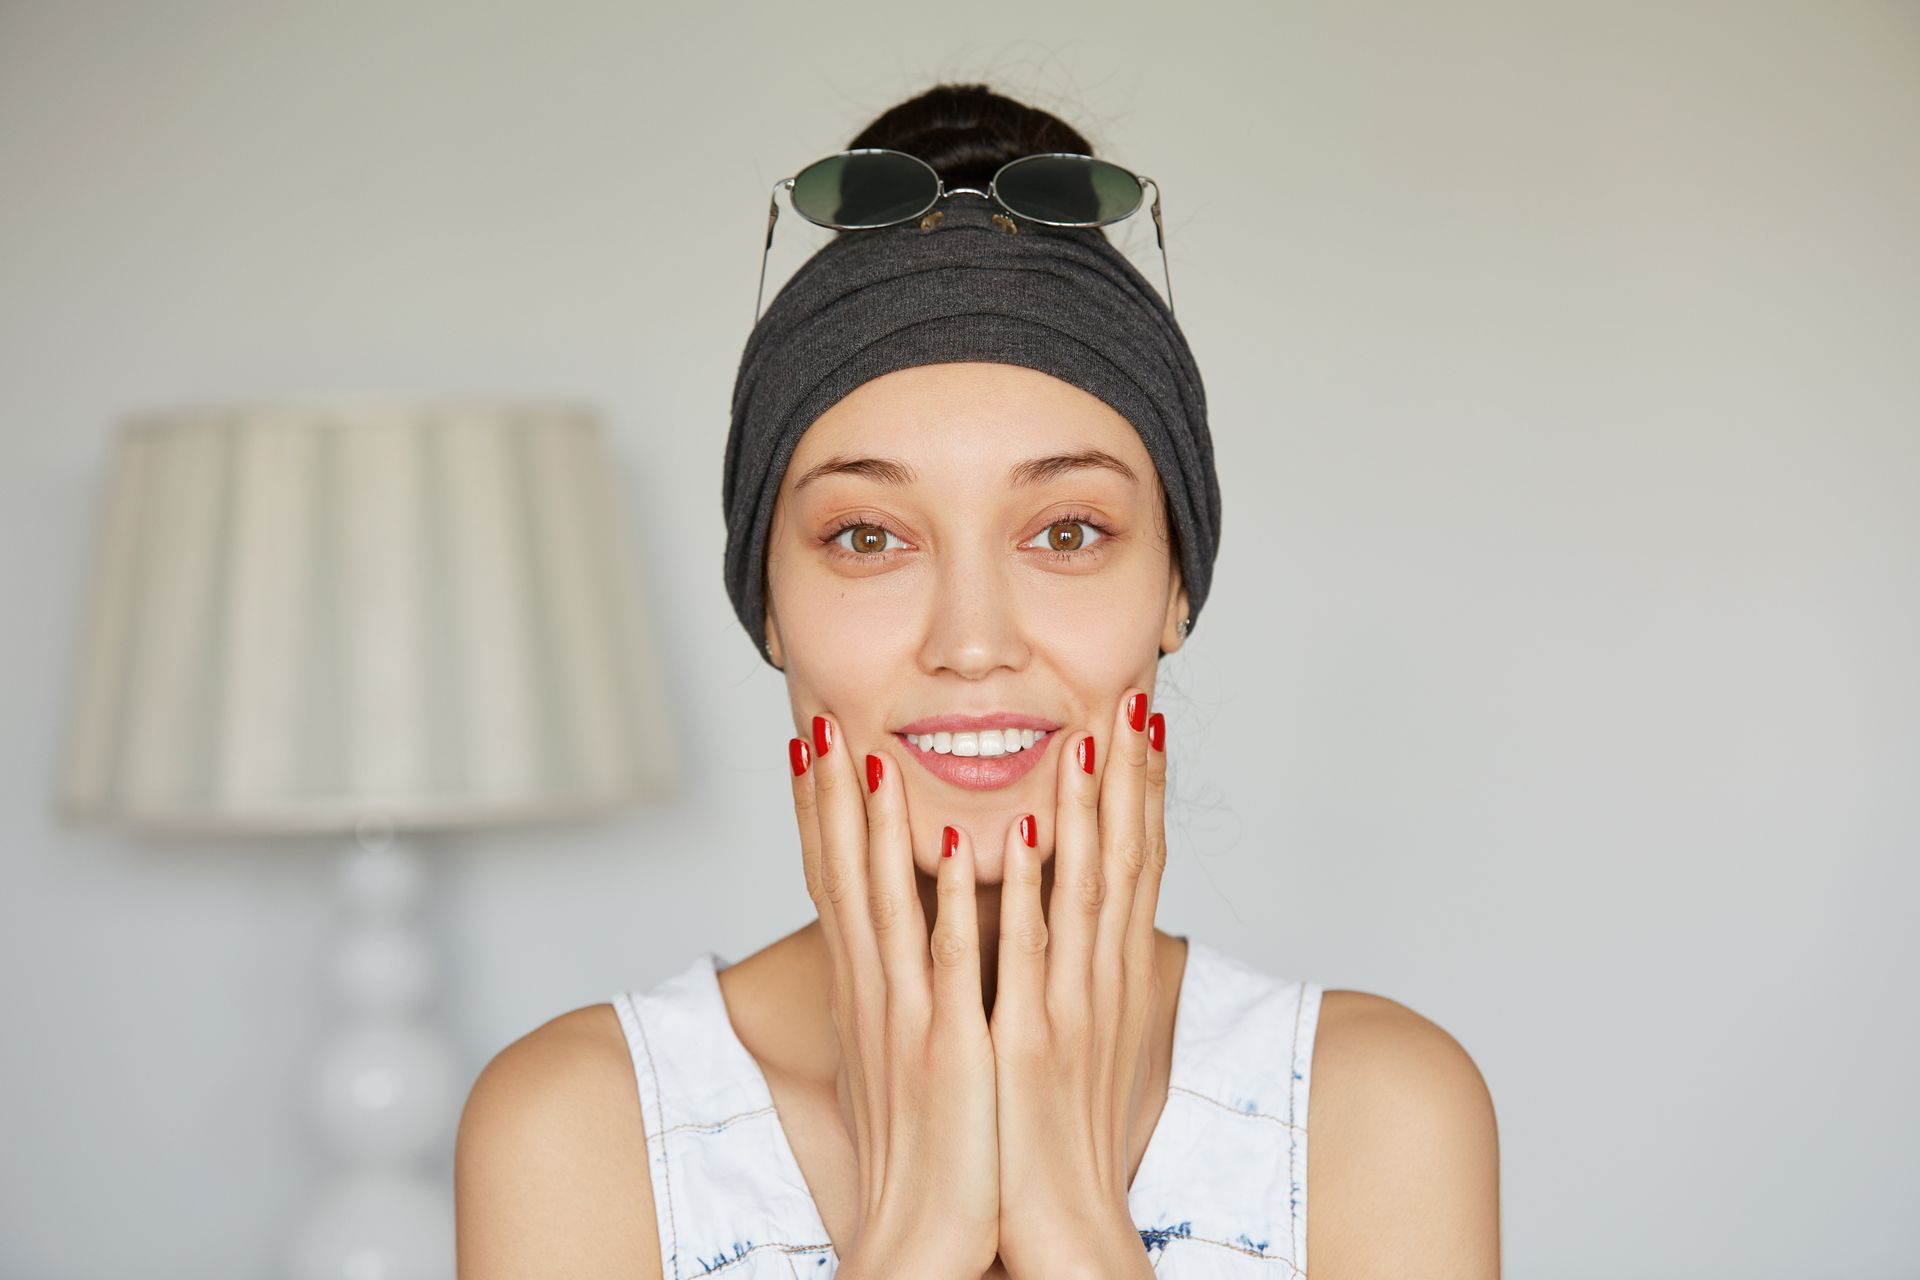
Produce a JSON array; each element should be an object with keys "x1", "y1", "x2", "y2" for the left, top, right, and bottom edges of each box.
[
  {"x1": 1234, "y1": 1231, "x2": 1270, "y2": 1254},
  {"x1": 697, "y1": 1240, "x2": 753, "y2": 1272},
  {"x1": 1139, "y1": 1220, "x2": 1194, "y2": 1256}
]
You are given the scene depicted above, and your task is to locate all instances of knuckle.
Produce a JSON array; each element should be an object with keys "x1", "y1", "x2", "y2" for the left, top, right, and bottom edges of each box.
[
  {"x1": 1003, "y1": 918, "x2": 1049, "y2": 956},
  {"x1": 819, "y1": 854, "x2": 856, "y2": 906},
  {"x1": 1074, "y1": 868, "x2": 1108, "y2": 913},
  {"x1": 867, "y1": 886, "x2": 903, "y2": 933},
  {"x1": 1114, "y1": 835, "x2": 1147, "y2": 878},
  {"x1": 929, "y1": 926, "x2": 971, "y2": 970}
]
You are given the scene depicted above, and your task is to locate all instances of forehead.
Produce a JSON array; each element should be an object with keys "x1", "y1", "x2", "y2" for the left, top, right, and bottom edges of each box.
[{"x1": 785, "y1": 361, "x2": 1152, "y2": 486}]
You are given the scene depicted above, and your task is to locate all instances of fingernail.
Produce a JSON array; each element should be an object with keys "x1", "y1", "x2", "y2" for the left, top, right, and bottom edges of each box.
[
  {"x1": 1077, "y1": 735, "x2": 1095, "y2": 774},
  {"x1": 1127, "y1": 692, "x2": 1148, "y2": 733},
  {"x1": 789, "y1": 737, "x2": 811, "y2": 777},
  {"x1": 866, "y1": 753, "x2": 883, "y2": 793},
  {"x1": 812, "y1": 714, "x2": 833, "y2": 757},
  {"x1": 1019, "y1": 814, "x2": 1036, "y2": 848},
  {"x1": 943, "y1": 825, "x2": 958, "y2": 858},
  {"x1": 1147, "y1": 712, "x2": 1166, "y2": 753}
]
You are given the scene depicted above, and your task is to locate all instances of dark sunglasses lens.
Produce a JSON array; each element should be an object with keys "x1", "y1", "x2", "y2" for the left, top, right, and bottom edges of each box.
[
  {"x1": 790, "y1": 151, "x2": 938, "y2": 228},
  {"x1": 993, "y1": 155, "x2": 1142, "y2": 225}
]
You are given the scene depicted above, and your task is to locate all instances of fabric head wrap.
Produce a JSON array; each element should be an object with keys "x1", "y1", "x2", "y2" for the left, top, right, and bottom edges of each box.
[{"x1": 724, "y1": 195, "x2": 1218, "y2": 667}]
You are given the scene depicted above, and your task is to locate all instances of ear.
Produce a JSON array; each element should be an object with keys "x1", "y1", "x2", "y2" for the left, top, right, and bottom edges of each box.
[
  {"x1": 763, "y1": 596, "x2": 786, "y2": 669},
  {"x1": 1159, "y1": 560, "x2": 1192, "y2": 655}
]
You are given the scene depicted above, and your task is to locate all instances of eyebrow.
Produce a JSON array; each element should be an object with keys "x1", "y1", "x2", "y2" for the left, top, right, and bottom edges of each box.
[{"x1": 792, "y1": 448, "x2": 1139, "y2": 492}]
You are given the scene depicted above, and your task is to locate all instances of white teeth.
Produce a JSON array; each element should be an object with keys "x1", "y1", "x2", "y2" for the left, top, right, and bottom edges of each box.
[{"x1": 905, "y1": 727, "x2": 1047, "y2": 756}]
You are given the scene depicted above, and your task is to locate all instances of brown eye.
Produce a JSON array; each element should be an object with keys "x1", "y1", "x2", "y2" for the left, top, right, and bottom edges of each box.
[
  {"x1": 834, "y1": 522, "x2": 897, "y2": 555},
  {"x1": 1031, "y1": 519, "x2": 1106, "y2": 554}
]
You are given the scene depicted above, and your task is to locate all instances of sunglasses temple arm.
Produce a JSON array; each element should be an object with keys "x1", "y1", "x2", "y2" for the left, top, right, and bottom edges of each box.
[
  {"x1": 1138, "y1": 176, "x2": 1175, "y2": 316},
  {"x1": 754, "y1": 178, "x2": 793, "y2": 326}
]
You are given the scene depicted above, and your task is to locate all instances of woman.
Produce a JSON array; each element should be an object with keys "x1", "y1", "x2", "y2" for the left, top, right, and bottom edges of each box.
[{"x1": 456, "y1": 83, "x2": 1500, "y2": 1279}]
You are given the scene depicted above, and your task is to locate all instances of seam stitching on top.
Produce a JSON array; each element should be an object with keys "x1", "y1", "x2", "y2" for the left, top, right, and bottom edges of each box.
[{"x1": 629, "y1": 995, "x2": 683, "y2": 1280}]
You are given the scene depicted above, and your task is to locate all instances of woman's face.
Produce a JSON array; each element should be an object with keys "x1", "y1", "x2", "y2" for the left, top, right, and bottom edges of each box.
[{"x1": 763, "y1": 360, "x2": 1190, "y2": 884}]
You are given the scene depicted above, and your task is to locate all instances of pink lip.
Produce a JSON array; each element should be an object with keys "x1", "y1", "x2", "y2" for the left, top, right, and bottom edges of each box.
[
  {"x1": 895, "y1": 731, "x2": 1056, "y2": 791},
  {"x1": 896, "y1": 711, "x2": 1060, "y2": 734}
]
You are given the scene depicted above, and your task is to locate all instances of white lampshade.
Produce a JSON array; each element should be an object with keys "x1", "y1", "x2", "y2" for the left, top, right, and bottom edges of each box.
[{"x1": 58, "y1": 396, "x2": 678, "y2": 832}]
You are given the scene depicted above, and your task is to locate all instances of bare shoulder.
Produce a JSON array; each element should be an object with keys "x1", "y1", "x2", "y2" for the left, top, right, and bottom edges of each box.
[
  {"x1": 1305, "y1": 989, "x2": 1501, "y2": 1278},
  {"x1": 454, "y1": 1002, "x2": 659, "y2": 1280}
]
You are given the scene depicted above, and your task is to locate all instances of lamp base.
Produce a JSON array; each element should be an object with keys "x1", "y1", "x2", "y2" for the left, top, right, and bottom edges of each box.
[{"x1": 285, "y1": 823, "x2": 457, "y2": 1280}]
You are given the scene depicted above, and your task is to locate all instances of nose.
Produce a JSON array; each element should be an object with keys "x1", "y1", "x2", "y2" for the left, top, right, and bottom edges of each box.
[{"x1": 917, "y1": 546, "x2": 1030, "y2": 680}]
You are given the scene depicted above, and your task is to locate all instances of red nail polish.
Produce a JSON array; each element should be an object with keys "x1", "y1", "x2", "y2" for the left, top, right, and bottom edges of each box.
[
  {"x1": 1078, "y1": 736, "x2": 1095, "y2": 774},
  {"x1": 866, "y1": 753, "x2": 883, "y2": 793},
  {"x1": 1019, "y1": 814, "x2": 1036, "y2": 848},
  {"x1": 1127, "y1": 692, "x2": 1148, "y2": 733},
  {"x1": 812, "y1": 715, "x2": 833, "y2": 757},
  {"x1": 942, "y1": 825, "x2": 958, "y2": 858},
  {"x1": 789, "y1": 737, "x2": 811, "y2": 777},
  {"x1": 1147, "y1": 712, "x2": 1165, "y2": 753}
]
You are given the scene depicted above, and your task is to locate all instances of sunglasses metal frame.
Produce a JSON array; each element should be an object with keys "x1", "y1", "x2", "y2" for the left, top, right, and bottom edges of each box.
[{"x1": 753, "y1": 148, "x2": 1175, "y2": 324}]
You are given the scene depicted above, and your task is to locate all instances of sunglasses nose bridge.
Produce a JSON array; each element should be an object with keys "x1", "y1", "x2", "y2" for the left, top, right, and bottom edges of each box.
[{"x1": 756, "y1": 153, "x2": 1176, "y2": 322}]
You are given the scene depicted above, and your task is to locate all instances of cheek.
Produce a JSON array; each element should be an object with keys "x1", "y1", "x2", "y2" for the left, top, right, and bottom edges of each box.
[
  {"x1": 1034, "y1": 568, "x2": 1169, "y2": 684},
  {"x1": 777, "y1": 567, "x2": 924, "y2": 680},
  {"x1": 773, "y1": 562, "x2": 920, "y2": 754}
]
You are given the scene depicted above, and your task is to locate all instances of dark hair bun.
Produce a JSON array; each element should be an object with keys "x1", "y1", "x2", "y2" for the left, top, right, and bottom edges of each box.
[{"x1": 847, "y1": 82, "x2": 1095, "y2": 189}]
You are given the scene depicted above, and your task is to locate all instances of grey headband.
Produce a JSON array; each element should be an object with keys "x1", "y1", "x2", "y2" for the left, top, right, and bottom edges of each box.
[{"x1": 724, "y1": 195, "x2": 1218, "y2": 667}]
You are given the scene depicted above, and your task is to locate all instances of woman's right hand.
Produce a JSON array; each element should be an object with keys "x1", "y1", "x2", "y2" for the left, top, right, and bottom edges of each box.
[{"x1": 788, "y1": 713, "x2": 1001, "y2": 1280}]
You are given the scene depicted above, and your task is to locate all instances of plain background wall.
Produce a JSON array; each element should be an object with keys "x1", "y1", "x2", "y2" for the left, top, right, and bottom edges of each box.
[{"x1": 3, "y1": 2, "x2": 1915, "y2": 1276}]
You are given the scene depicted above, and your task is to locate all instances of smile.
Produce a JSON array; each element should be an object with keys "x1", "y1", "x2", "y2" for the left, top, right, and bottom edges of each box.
[
  {"x1": 895, "y1": 729, "x2": 1055, "y2": 791},
  {"x1": 906, "y1": 728, "x2": 1046, "y2": 756}
]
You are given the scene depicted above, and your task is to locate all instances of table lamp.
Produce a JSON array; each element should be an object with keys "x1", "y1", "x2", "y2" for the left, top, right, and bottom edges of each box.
[{"x1": 57, "y1": 396, "x2": 679, "y2": 1279}]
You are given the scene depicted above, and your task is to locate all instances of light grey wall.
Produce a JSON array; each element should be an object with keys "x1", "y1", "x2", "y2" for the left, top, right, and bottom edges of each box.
[{"x1": 3, "y1": 2, "x2": 1915, "y2": 1277}]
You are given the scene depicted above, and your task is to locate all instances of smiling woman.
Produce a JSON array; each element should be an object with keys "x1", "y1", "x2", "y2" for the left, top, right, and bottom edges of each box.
[
  {"x1": 455, "y1": 82, "x2": 1500, "y2": 1280},
  {"x1": 763, "y1": 362, "x2": 1185, "y2": 860}
]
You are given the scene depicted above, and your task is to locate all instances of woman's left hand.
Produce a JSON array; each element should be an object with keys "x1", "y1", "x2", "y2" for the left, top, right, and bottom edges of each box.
[{"x1": 990, "y1": 687, "x2": 1168, "y2": 1280}]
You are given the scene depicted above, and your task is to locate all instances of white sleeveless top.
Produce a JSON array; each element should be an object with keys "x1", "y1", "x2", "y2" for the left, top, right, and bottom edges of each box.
[{"x1": 611, "y1": 936, "x2": 1323, "y2": 1279}]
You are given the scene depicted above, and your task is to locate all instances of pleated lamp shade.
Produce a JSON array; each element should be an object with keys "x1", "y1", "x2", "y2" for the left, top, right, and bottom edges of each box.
[{"x1": 58, "y1": 397, "x2": 678, "y2": 833}]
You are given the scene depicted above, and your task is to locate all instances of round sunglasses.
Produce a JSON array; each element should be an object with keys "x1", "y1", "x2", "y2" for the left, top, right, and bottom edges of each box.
[{"x1": 754, "y1": 148, "x2": 1175, "y2": 324}]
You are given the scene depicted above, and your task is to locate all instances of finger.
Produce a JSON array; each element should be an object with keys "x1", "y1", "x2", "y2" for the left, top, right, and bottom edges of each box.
[
  {"x1": 1088, "y1": 690, "x2": 1148, "y2": 1165},
  {"x1": 788, "y1": 733, "x2": 849, "y2": 979},
  {"x1": 864, "y1": 748, "x2": 931, "y2": 1009},
  {"x1": 1043, "y1": 724, "x2": 1103, "y2": 1020},
  {"x1": 1114, "y1": 709, "x2": 1169, "y2": 1152},
  {"x1": 1094, "y1": 689, "x2": 1152, "y2": 970},
  {"x1": 929, "y1": 823, "x2": 983, "y2": 1029},
  {"x1": 1125, "y1": 711, "x2": 1170, "y2": 994},
  {"x1": 808, "y1": 714, "x2": 883, "y2": 989},
  {"x1": 995, "y1": 813, "x2": 1047, "y2": 1032}
]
